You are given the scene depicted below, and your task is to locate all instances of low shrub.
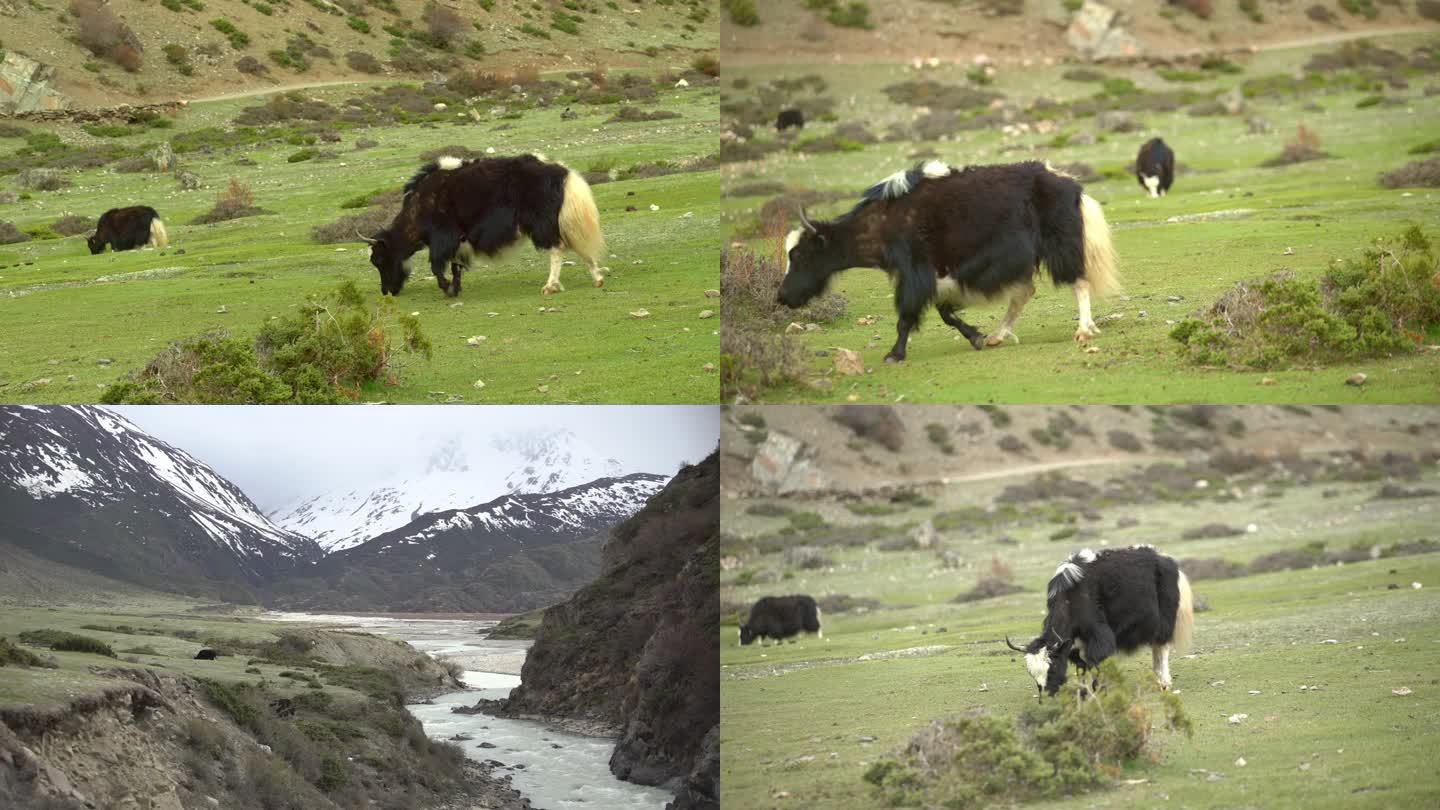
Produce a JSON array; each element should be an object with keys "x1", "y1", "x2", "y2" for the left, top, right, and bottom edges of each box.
[
  {"x1": 1379, "y1": 157, "x2": 1440, "y2": 188},
  {"x1": 724, "y1": 0, "x2": 759, "y2": 26},
  {"x1": 192, "y1": 177, "x2": 270, "y2": 224},
  {"x1": 71, "y1": 0, "x2": 144, "y2": 72},
  {"x1": 0, "y1": 637, "x2": 50, "y2": 667},
  {"x1": 347, "y1": 51, "x2": 382, "y2": 73},
  {"x1": 18, "y1": 629, "x2": 116, "y2": 657}
]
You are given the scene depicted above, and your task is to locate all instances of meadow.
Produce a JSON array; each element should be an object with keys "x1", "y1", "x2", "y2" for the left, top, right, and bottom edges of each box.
[
  {"x1": 0, "y1": 73, "x2": 719, "y2": 404},
  {"x1": 720, "y1": 32, "x2": 1440, "y2": 403},
  {"x1": 719, "y1": 439, "x2": 1440, "y2": 808}
]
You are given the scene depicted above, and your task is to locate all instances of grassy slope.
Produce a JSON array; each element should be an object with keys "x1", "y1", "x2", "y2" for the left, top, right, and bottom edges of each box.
[
  {"x1": 0, "y1": 81, "x2": 719, "y2": 403},
  {"x1": 719, "y1": 466, "x2": 1440, "y2": 808},
  {"x1": 721, "y1": 33, "x2": 1440, "y2": 403}
]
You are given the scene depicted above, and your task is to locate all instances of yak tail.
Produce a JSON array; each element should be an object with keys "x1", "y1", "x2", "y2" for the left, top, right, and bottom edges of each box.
[
  {"x1": 149, "y1": 217, "x2": 169, "y2": 249},
  {"x1": 1079, "y1": 194, "x2": 1119, "y2": 297},
  {"x1": 1172, "y1": 570, "x2": 1194, "y2": 653},
  {"x1": 558, "y1": 170, "x2": 604, "y2": 265}
]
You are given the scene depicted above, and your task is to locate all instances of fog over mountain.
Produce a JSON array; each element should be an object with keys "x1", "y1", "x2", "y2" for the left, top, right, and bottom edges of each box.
[{"x1": 112, "y1": 405, "x2": 718, "y2": 511}]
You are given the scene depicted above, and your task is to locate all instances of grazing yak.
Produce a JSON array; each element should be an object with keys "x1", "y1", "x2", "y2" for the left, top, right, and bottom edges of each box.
[
  {"x1": 1006, "y1": 546, "x2": 1193, "y2": 700},
  {"x1": 777, "y1": 160, "x2": 1119, "y2": 362},
  {"x1": 88, "y1": 206, "x2": 168, "y2": 255},
  {"x1": 776, "y1": 108, "x2": 805, "y2": 132},
  {"x1": 361, "y1": 154, "x2": 605, "y2": 297},
  {"x1": 1136, "y1": 137, "x2": 1175, "y2": 198},
  {"x1": 193, "y1": 648, "x2": 218, "y2": 660},
  {"x1": 739, "y1": 595, "x2": 823, "y2": 646}
]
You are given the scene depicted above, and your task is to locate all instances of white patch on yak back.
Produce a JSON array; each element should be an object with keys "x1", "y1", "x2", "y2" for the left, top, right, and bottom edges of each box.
[
  {"x1": 877, "y1": 168, "x2": 915, "y2": 198},
  {"x1": 782, "y1": 228, "x2": 802, "y2": 276},
  {"x1": 437, "y1": 156, "x2": 464, "y2": 170},
  {"x1": 1049, "y1": 558, "x2": 1085, "y2": 599},
  {"x1": 921, "y1": 160, "x2": 950, "y2": 178},
  {"x1": 1074, "y1": 548, "x2": 1096, "y2": 564}
]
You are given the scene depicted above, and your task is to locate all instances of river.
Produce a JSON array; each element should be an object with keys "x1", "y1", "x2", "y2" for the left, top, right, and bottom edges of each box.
[{"x1": 264, "y1": 612, "x2": 672, "y2": 810}]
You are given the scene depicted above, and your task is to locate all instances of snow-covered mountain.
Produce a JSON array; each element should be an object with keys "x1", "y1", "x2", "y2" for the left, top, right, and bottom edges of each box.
[
  {"x1": 264, "y1": 472, "x2": 668, "y2": 613},
  {"x1": 269, "y1": 428, "x2": 627, "y2": 554},
  {"x1": 0, "y1": 406, "x2": 320, "y2": 593}
]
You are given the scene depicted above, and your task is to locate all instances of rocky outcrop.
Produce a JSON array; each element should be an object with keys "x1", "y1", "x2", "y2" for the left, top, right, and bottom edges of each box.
[
  {"x1": 0, "y1": 52, "x2": 70, "y2": 113},
  {"x1": 1066, "y1": 1, "x2": 1144, "y2": 61},
  {"x1": 485, "y1": 452, "x2": 719, "y2": 808}
]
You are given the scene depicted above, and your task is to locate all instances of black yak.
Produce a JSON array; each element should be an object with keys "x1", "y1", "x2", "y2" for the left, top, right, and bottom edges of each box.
[
  {"x1": 1006, "y1": 546, "x2": 1193, "y2": 699},
  {"x1": 361, "y1": 154, "x2": 605, "y2": 297},
  {"x1": 777, "y1": 160, "x2": 1120, "y2": 362},
  {"x1": 739, "y1": 595, "x2": 823, "y2": 646},
  {"x1": 194, "y1": 648, "x2": 218, "y2": 660},
  {"x1": 1136, "y1": 137, "x2": 1175, "y2": 198},
  {"x1": 776, "y1": 108, "x2": 805, "y2": 131},
  {"x1": 88, "y1": 206, "x2": 168, "y2": 255}
]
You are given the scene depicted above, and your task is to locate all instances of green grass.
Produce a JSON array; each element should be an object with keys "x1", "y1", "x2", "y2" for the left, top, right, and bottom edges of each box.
[
  {"x1": 720, "y1": 33, "x2": 1440, "y2": 403},
  {"x1": 0, "y1": 79, "x2": 719, "y2": 403},
  {"x1": 720, "y1": 465, "x2": 1440, "y2": 808}
]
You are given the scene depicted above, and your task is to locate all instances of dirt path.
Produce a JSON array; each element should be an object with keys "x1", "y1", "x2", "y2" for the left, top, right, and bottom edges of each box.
[
  {"x1": 189, "y1": 79, "x2": 371, "y2": 103},
  {"x1": 1248, "y1": 25, "x2": 1436, "y2": 53}
]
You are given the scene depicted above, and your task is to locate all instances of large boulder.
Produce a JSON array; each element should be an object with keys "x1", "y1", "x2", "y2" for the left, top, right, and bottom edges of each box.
[
  {"x1": 751, "y1": 432, "x2": 828, "y2": 493},
  {"x1": 0, "y1": 52, "x2": 70, "y2": 113},
  {"x1": 1067, "y1": 1, "x2": 1145, "y2": 60}
]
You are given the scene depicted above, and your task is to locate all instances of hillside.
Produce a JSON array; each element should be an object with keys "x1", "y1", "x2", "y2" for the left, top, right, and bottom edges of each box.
[
  {"x1": 489, "y1": 450, "x2": 720, "y2": 809},
  {"x1": 722, "y1": 0, "x2": 1439, "y2": 64},
  {"x1": 1, "y1": 0, "x2": 718, "y2": 109}
]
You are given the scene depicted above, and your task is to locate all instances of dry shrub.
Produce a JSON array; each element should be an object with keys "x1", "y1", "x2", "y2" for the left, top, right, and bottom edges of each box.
[
  {"x1": 815, "y1": 594, "x2": 883, "y2": 613},
  {"x1": 606, "y1": 106, "x2": 682, "y2": 123},
  {"x1": 1248, "y1": 548, "x2": 1321, "y2": 574},
  {"x1": 0, "y1": 221, "x2": 30, "y2": 244},
  {"x1": 721, "y1": 236, "x2": 846, "y2": 326},
  {"x1": 1174, "y1": 0, "x2": 1213, "y2": 18},
  {"x1": 954, "y1": 555, "x2": 1021, "y2": 602},
  {"x1": 1178, "y1": 557, "x2": 1246, "y2": 580},
  {"x1": 423, "y1": 2, "x2": 466, "y2": 48},
  {"x1": 1180, "y1": 523, "x2": 1245, "y2": 540},
  {"x1": 1379, "y1": 157, "x2": 1440, "y2": 188},
  {"x1": 347, "y1": 51, "x2": 382, "y2": 74},
  {"x1": 311, "y1": 205, "x2": 398, "y2": 244},
  {"x1": 723, "y1": 180, "x2": 785, "y2": 198},
  {"x1": 1421, "y1": 0, "x2": 1440, "y2": 20},
  {"x1": 52, "y1": 214, "x2": 94, "y2": 236},
  {"x1": 192, "y1": 177, "x2": 269, "y2": 225},
  {"x1": 1057, "y1": 162, "x2": 1101, "y2": 183},
  {"x1": 784, "y1": 546, "x2": 832, "y2": 569},
  {"x1": 883, "y1": 81, "x2": 1001, "y2": 111},
  {"x1": 833, "y1": 405, "x2": 906, "y2": 452},
  {"x1": 1306, "y1": 4, "x2": 1337, "y2": 21},
  {"x1": 70, "y1": 0, "x2": 143, "y2": 72},
  {"x1": 236, "y1": 56, "x2": 268, "y2": 76},
  {"x1": 16, "y1": 169, "x2": 67, "y2": 191},
  {"x1": 1261, "y1": 125, "x2": 1329, "y2": 167}
]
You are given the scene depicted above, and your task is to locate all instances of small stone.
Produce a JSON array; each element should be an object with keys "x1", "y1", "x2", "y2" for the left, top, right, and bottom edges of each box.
[
  {"x1": 216, "y1": 305, "x2": 228, "y2": 314},
  {"x1": 466, "y1": 336, "x2": 487, "y2": 346},
  {"x1": 1235, "y1": 757, "x2": 1247, "y2": 767},
  {"x1": 704, "y1": 289, "x2": 720, "y2": 297},
  {"x1": 1227, "y1": 713, "x2": 1248, "y2": 725},
  {"x1": 537, "y1": 384, "x2": 549, "y2": 393},
  {"x1": 411, "y1": 311, "x2": 420, "y2": 316},
  {"x1": 1345, "y1": 373, "x2": 1367, "y2": 386},
  {"x1": 1392, "y1": 687, "x2": 1412, "y2": 696},
  {"x1": 1413, "y1": 582, "x2": 1423, "y2": 590},
  {"x1": 649, "y1": 204, "x2": 660, "y2": 211},
  {"x1": 833, "y1": 348, "x2": 864, "y2": 376},
  {"x1": 1167, "y1": 295, "x2": 1184, "y2": 303},
  {"x1": 702, "y1": 362, "x2": 716, "y2": 373},
  {"x1": 1283, "y1": 247, "x2": 1295, "y2": 255},
  {"x1": 785, "y1": 322, "x2": 805, "y2": 335},
  {"x1": 450, "y1": 302, "x2": 464, "y2": 308},
  {"x1": 858, "y1": 735, "x2": 877, "y2": 743},
  {"x1": 698, "y1": 310, "x2": 715, "y2": 319},
  {"x1": 629, "y1": 308, "x2": 651, "y2": 319},
  {"x1": 1261, "y1": 377, "x2": 1275, "y2": 385},
  {"x1": 472, "y1": 379, "x2": 486, "y2": 389}
]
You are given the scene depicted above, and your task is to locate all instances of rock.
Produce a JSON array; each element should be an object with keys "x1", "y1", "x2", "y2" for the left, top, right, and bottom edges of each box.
[
  {"x1": 472, "y1": 379, "x2": 486, "y2": 389},
  {"x1": 0, "y1": 51, "x2": 70, "y2": 112},
  {"x1": 698, "y1": 310, "x2": 714, "y2": 319},
  {"x1": 1247, "y1": 116, "x2": 1271, "y2": 134},
  {"x1": 1261, "y1": 377, "x2": 1275, "y2": 385},
  {"x1": 629, "y1": 309, "x2": 650, "y2": 319},
  {"x1": 1393, "y1": 687, "x2": 1413, "y2": 696},
  {"x1": 752, "y1": 431, "x2": 827, "y2": 493},
  {"x1": 1095, "y1": 110, "x2": 1138, "y2": 132},
  {"x1": 478, "y1": 741, "x2": 497, "y2": 748},
  {"x1": 1066, "y1": 1, "x2": 1144, "y2": 60},
  {"x1": 148, "y1": 142, "x2": 175, "y2": 173},
  {"x1": 785, "y1": 322, "x2": 805, "y2": 335},
  {"x1": 1345, "y1": 373, "x2": 1367, "y2": 386},
  {"x1": 434, "y1": 102, "x2": 448, "y2": 111},
  {"x1": 175, "y1": 171, "x2": 201, "y2": 190},
  {"x1": 466, "y1": 335, "x2": 487, "y2": 346},
  {"x1": 703, "y1": 289, "x2": 720, "y2": 297},
  {"x1": 833, "y1": 348, "x2": 864, "y2": 376},
  {"x1": 675, "y1": 78, "x2": 690, "y2": 88},
  {"x1": 1227, "y1": 713, "x2": 1248, "y2": 725},
  {"x1": 97, "y1": 358, "x2": 113, "y2": 366},
  {"x1": 1223, "y1": 87, "x2": 1246, "y2": 115},
  {"x1": 450, "y1": 733, "x2": 474, "y2": 741}
]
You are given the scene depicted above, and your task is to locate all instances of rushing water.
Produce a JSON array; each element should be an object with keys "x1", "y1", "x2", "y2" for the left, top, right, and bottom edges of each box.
[{"x1": 264, "y1": 612, "x2": 671, "y2": 810}]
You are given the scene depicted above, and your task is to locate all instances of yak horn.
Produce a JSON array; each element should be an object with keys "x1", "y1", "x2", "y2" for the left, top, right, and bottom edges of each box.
[
  {"x1": 355, "y1": 229, "x2": 378, "y2": 244},
  {"x1": 797, "y1": 207, "x2": 818, "y2": 234},
  {"x1": 1004, "y1": 635, "x2": 1026, "y2": 653}
]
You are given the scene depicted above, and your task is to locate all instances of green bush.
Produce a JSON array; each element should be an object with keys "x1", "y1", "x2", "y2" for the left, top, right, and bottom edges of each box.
[
  {"x1": 1171, "y1": 227, "x2": 1440, "y2": 369},
  {"x1": 287, "y1": 148, "x2": 317, "y2": 162},
  {"x1": 864, "y1": 661, "x2": 1190, "y2": 808},
  {"x1": 724, "y1": 0, "x2": 759, "y2": 26},
  {"x1": 0, "y1": 637, "x2": 50, "y2": 667},
  {"x1": 551, "y1": 10, "x2": 582, "y2": 34},
  {"x1": 211, "y1": 18, "x2": 250, "y2": 48},
  {"x1": 18, "y1": 629, "x2": 116, "y2": 657},
  {"x1": 101, "y1": 281, "x2": 431, "y2": 404}
]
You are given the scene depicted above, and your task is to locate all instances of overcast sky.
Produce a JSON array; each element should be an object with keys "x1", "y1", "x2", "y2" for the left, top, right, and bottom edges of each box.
[{"x1": 111, "y1": 406, "x2": 717, "y2": 511}]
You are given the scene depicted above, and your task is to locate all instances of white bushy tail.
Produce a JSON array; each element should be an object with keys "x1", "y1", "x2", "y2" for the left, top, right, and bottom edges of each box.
[
  {"x1": 1079, "y1": 194, "x2": 1120, "y2": 297},
  {"x1": 149, "y1": 217, "x2": 169, "y2": 249},
  {"x1": 558, "y1": 170, "x2": 604, "y2": 265},
  {"x1": 1173, "y1": 571, "x2": 1194, "y2": 652}
]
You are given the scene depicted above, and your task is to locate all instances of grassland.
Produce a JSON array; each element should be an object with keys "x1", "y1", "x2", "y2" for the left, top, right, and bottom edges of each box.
[
  {"x1": 0, "y1": 76, "x2": 719, "y2": 403},
  {"x1": 720, "y1": 452, "x2": 1440, "y2": 808},
  {"x1": 721, "y1": 33, "x2": 1440, "y2": 403}
]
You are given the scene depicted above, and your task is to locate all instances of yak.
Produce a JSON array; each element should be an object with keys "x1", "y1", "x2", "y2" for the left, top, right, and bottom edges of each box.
[
  {"x1": 194, "y1": 648, "x2": 218, "y2": 660},
  {"x1": 739, "y1": 595, "x2": 823, "y2": 646},
  {"x1": 777, "y1": 160, "x2": 1119, "y2": 363},
  {"x1": 88, "y1": 206, "x2": 168, "y2": 255},
  {"x1": 1006, "y1": 546, "x2": 1193, "y2": 700},
  {"x1": 361, "y1": 154, "x2": 605, "y2": 297},
  {"x1": 1136, "y1": 137, "x2": 1175, "y2": 198},
  {"x1": 776, "y1": 108, "x2": 805, "y2": 131}
]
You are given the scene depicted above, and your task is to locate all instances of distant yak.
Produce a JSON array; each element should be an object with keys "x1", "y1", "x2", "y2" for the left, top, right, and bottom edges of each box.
[
  {"x1": 361, "y1": 154, "x2": 606, "y2": 298},
  {"x1": 1007, "y1": 545, "x2": 1193, "y2": 699},
  {"x1": 777, "y1": 160, "x2": 1119, "y2": 362},
  {"x1": 739, "y1": 595, "x2": 823, "y2": 646},
  {"x1": 1136, "y1": 138, "x2": 1175, "y2": 198},
  {"x1": 776, "y1": 108, "x2": 805, "y2": 131},
  {"x1": 88, "y1": 206, "x2": 168, "y2": 255},
  {"x1": 194, "y1": 648, "x2": 218, "y2": 660}
]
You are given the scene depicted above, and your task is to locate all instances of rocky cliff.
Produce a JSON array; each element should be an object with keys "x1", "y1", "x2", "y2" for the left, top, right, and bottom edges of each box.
[{"x1": 490, "y1": 451, "x2": 719, "y2": 809}]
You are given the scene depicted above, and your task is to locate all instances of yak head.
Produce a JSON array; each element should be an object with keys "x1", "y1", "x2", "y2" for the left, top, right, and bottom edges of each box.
[
  {"x1": 86, "y1": 233, "x2": 104, "y2": 255},
  {"x1": 359, "y1": 229, "x2": 410, "y2": 296},
  {"x1": 776, "y1": 208, "x2": 847, "y2": 309},
  {"x1": 1006, "y1": 630, "x2": 1071, "y2": 700},
  {"x1": 738, "y1": 624, "x2": 758, "y2": 647}
]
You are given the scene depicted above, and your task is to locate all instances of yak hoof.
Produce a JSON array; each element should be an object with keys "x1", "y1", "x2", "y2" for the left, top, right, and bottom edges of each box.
[
  {"x1": 542, "y1": 283, "x2": 563, "y2": 296},
  {"x1": 967, "y1": 334, "x2": 986, "y2": 351},
  {"x1": 883, "y1": 353, "x2": 904, "y2": 364},
  {"x1": 1074, "y1": 327, "x2": 1099, "y2": 343},
  {"x1": 593, "y1": 278, "x2": 604, "y2": 288}
]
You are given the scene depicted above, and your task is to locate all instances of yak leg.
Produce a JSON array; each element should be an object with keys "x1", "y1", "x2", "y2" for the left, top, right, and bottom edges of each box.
[
  {"x1": 1152, "y1": 645, "x2": 1172, "y2": 691},
  {"x1": 937, "y1": 305, "x2": 985, "y2": 351},
  {"x1": 1073, "y1": 278, "x2": 1101, "y2": 342},
  {"x1": 543, "y1": 248, "x2": 565, "y2": 296},
  {"x1": 986, "y1": 280, "x2": 1035, "y2": 347},
  {"x1": 884, "y1": 314, "x2": 919, "y2": 363},
  {"x1": 429, "y1": 230, "x2": 462, "y2": 297}
]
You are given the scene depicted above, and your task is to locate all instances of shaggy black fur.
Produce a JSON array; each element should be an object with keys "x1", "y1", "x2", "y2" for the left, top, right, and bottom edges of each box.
[
  {"x1": 88, "y1": 206, "x2": 160, "y2": 255},
  {"x1": 777, "y1": 161, "x2": 1090, "y2": 361},
  {"x1": 1136, "y1": 138, "x2": 1175, "y2": 195},
  {"x1": 1024, "y1": 546, "x2": 1183, "y2": 695},
  {"x1": 367, "y1": 154, "x2": 568, "y2": 296},
  {"x1": 740, "y1": 595, "x2": 821, "y2": 645}
]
